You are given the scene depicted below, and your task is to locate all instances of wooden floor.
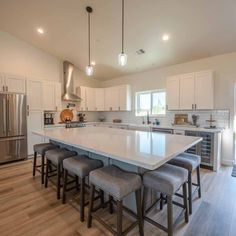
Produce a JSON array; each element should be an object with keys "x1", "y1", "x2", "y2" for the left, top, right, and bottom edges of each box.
[{"x1": 1, "y1": 160, "x2": 236, "y2": 236}]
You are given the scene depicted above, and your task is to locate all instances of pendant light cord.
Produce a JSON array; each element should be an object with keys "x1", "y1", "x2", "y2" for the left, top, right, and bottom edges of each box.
[
  {"x1": 88, "y1": 11, "x2": 91, "y2": 66},
  {"x1": 122, "y1": 0, "x2": 124, "y2": 54}
]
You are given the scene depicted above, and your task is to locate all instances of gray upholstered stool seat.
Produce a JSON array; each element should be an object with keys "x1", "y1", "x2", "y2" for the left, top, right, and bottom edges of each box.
[
  {"x1": 34, "y1": 143, "x2": 58, "y2": 155},
  {"x1": 88, "y1": 165, "x2": 143, "y2": 236},
  {"x1": 32, "y1": 143, "x2": 58, "y2": 185},
  {"x1": 89, "y1": 165, "x2": 142, "y2": 200},
  {"x1": 168, "y1": 153, "x2": 202, "y2": 215},
  {"x1": 62, "y1": 155, "x2": 104, "y2": 222},
  {"x1": 63, "y1": 155, "x2": 103, "y2": 178},
  {"x1": 46, "y1": 148, "x2": 77, "y2": 165},
  {"x1": 142, "y1": 164, "x2": 189, "y2": 236},
  {"x1": 168, "y1": 153, "x2": 201, "y2": 171},
  {"x1": 45, "y1": 148, "x2": 77, "y2": 200},
  {"x1": 143, "y1": 164, "x2": 188, "y2": 195}
]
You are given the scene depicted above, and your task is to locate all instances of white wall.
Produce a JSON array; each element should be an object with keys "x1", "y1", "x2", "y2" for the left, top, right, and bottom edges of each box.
[{"x1": 101, "y1": 52, "x2": 236, "y2": 165}]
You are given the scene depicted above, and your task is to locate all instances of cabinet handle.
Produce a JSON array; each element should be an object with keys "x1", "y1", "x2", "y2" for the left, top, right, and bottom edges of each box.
[
  {"x1": 110, "y1": 107, "x2": 112, "y2": 111},
  {"x1": 6, "y1": 86, "x2": 8, "y2": 92},
  {"x1": 3, "y1": 86, "x2": 5, "y2": 91},
  {"x1": 195, "y1": 104, "x2": 197, "y2": 109},
  {"x1": 192, "y1": 104, "x2": 194, "y2": 109},
  {"x1": 118, "y1": 106, "x2": 120, "y2": 111}
]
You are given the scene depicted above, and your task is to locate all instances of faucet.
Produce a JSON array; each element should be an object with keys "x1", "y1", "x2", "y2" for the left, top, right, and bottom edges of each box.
[{"x1": 147, "y1": 111, "x2": 151, "y2": 125}]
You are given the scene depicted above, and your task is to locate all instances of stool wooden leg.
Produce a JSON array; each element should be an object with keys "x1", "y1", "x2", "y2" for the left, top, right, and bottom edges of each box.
[
  {"x1": 183, "y1": 182, "x2": 189, "y2": 223},
  {"x1": 41, "y1": 154, "x2": 45, "y2": 184},
  {"x1": 57, "y1": 164, "x2": 61, "y2": 200},
  {"x1": 62, "y1": 169, "x2": 68, "y2": 204},
  {"x1": 45, "y1": 159, "x2": 49, "y2": 188},
  {"x1": 167, "y1": 195, "x2": 173, "y2": 236},
  {"x1": 135, "y1": 189, "x2": 144, "y2": 236},
  {"x1": 100, "y1": 189, "x2": 104, "y2": 208},
  {"x1": 117, "y1": 200, "x2": 123, "y2": 236},
  {"x1": 109, "y1": 195, "x2": 113, "y2": 214},
  {"x1": 160, "y1": 193, "x2": 163, "y2": 210},
  {"x1": 188, "y1": 171, "x2": 193, "y2": 215},
  {"x1": 33, "y1": 152, "x2": 37, "y2": 177},
  {"x1": 80, "y1": 178, "x2": 85, "y2": 222},
  {"x1": 87, "y1": 184, "x2": 95, "y2": 228},
  {"x1": 197, "y1": 166, "x2": 201, "y2": 198}
]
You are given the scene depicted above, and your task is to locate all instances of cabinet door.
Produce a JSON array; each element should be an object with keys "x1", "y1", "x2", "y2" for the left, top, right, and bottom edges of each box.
[
  {"x1": 119, "y1": 85, "x2": 131, "y2": 111},
  {"x1": 104, "y1": 87, "x2": 112, "y2": 111},
  {"x1": 43, "y1": 81, "x2": 55, "y2": 111},
  {"x1": 180, "y1": 73, "x2": 195, "y2": 110},
  {"x1": 54, "y1": 82, "x2": 62, "y2": 111},
  {"x1": 195, "y1": 71, "x2": 214, "y2": 109},
  {"x1": 86, "y1": 87, "x2": 95, "y2": 111},
  {"x1": 26, "y1": 79, "x2": 43, "y2": 110},
  {"x1": 5, "y1": 74, "x2": 25, "y2": 93},
  {"x1": 77, "y1": 86, "x2": 86, "y2": 111},
  {"x1": 0, "y1": 75, "x2": 4, "y2": 92},
  {"x1": 166, "y1": 75, "x2": 180, "y2": 110},
  {"x1": 95, "y1": 88, "x2": 105, "y2": 111},
  {"x1": 110, "y1": 87, "x2": 119, "y2": 111},
  {"x1": 27, "y1": 111, "x2": 44, "y2": 155}
]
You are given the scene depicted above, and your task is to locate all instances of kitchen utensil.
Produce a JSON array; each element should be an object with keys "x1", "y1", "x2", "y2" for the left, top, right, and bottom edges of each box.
[{"x1": 60, "y1": 109, "x2": 74, "y2": 123}]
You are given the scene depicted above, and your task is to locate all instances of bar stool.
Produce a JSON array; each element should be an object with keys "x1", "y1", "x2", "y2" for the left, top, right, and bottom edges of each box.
[
  {"x1": 33, "y1": 143, "x2": 58, "y2": 184},
  {"x1": 168, "y1": 153, "x2": 201, "y2": 214},
  {"x1": 143, "y1": 164, "x2": 189, "y2": 236},
  {"x1": 44, "y1": 148, "x2": 77, "y2": 199},
  {"x1": 87, "y1": 165, "x2": 143, "y2": 236},
  {"x1": 62, "y1": 155, "x2": 103, "y2": 222}
]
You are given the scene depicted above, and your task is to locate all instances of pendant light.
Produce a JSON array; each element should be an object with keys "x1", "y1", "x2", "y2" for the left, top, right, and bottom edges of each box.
[
  {"x1": 118, "y1": 0, "x2": 127, "y2": 66},
  {"x1": 86, "y1": 6, "x2": 93, "y2": 76}
]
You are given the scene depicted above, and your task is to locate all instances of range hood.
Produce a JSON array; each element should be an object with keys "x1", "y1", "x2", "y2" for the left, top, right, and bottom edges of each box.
[{"x1": 62, "y1": 61, "x2": 82, "y2": 102}]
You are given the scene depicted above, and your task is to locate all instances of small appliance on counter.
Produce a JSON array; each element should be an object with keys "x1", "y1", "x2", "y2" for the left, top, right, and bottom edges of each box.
[
  {"x1": 205, "y1": 114, "x2": 217, "y2": 129},
  {"x1": 77, "y1": 113, "x2": 86, "y2": 123},
  {"x1": 113, "y1": 119, "x2": 122, "y2": 123},
  {"x1": 191, "y1": 114, "x2": 199, "y2": 127},
  {"x1": 44, "y1": 112, "x2": 55, "y2": 125}
]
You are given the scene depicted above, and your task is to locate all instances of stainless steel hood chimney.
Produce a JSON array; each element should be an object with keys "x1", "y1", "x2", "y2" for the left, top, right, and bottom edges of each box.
[{"x1": 62, "y1": 61, "x2": 82, "y2": 102}]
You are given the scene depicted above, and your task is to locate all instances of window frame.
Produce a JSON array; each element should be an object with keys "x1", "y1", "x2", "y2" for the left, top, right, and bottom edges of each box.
[{"x1": 135, "y1": 89, "x2": 166, "y2": 117}]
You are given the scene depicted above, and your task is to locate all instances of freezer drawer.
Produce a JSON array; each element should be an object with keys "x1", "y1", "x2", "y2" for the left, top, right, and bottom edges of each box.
[{"x1": 0, "y1": 136, "x2": 27, "y2": 163}]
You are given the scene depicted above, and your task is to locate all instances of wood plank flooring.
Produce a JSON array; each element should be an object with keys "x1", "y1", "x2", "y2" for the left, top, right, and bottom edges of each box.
[{"x1": 0, "y1": 160, "x2": 236, "y2": 236}]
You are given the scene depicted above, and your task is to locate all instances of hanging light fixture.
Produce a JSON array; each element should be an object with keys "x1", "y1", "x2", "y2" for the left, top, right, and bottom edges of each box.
[
  {"x1": 118, "y1": 0, "x2": 127, "y2": 66},
  {"x1": 85, "y1": 6, "x2": 93, "y2": 76}
]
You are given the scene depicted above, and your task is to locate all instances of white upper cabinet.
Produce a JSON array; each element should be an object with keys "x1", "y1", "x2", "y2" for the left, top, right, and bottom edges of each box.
[
  {"x1": 195, "y1": 70, "x2": 214, "y2": 109},
  {"x1": 43, "y1": 81, "x2": 55, "y2": 111},
  {"x1": 166, "y1": 75, "x2": 180, "y2": 110},
  {"x1": 77, "y1": 86, "x2": 86, "y2": 111},
  {"x1": 118, "y1": 84, "x2": 131, "y2": 111},
  {"x1": 26, "y1": 79, "x2": 43, "y2": 110},
  {"x1": 54, "y1": 82, "x2": 62, "y2": 111},
  {"x1": 179, "y1": 73, "x2": 195, "y2": 110},
  {"x1": 166, "y1": 70, "x2": 214, "y2": 110},
  {"x1": 1, "y1": 74, "x2": 26, "y2": 93},
  {"x1": 86, "y1": 87, "x2": 95, "y2": 111},
  {"x1": 94, "y1": 88, "x2": 105, "y2": 111},
  {"x1": 104, "y1": 87, "x2": 113, "y2": 111}
]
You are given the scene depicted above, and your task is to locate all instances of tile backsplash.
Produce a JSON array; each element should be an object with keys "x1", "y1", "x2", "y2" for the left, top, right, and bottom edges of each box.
[{"x1": 100, "y1": 109, "x2": 230, "y2": 129}]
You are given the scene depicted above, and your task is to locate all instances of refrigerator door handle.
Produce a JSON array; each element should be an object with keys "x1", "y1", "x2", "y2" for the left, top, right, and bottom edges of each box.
[
  {"x1": 7, "y1": 98, "x2": 11, "y2": 133},
  {"x1": 2, "y1": 98, "x2": 6, "y2": 134}
]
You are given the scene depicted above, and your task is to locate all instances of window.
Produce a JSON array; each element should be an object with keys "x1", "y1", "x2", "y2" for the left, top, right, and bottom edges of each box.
[{"x1": 136, "y1": 90, "x2": 166, "y2": 116}]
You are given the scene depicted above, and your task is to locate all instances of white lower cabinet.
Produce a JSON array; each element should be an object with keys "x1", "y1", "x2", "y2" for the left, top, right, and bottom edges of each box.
[{"x1": 27, "y1": 111, "x2": 44, "y2": 156}]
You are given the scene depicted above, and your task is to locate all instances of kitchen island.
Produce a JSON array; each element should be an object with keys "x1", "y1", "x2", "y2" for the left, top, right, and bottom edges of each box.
[
  {"x1": 34, "y1": 126, "x2": 202, "y2": 170},
  {"x1": 34, "y1": 126, "x2": 202, "y2": 211}
]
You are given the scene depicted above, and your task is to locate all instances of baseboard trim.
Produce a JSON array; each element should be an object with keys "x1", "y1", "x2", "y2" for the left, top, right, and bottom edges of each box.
[{"x1": 221, "y1": 159, "x2": 234, "y2": 166}]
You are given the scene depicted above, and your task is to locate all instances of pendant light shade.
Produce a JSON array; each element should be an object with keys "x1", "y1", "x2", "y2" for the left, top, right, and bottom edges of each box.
[
  {"x1": 118, "y1": 53, "x2": 127, "y2": 66},
  {"x1": 86, "y1": 65, "x2": 93, "y2": 76},
  {"x1": 86, "y1": 6, "x2": 93, "y2": 76},
  {"x1": 118, "y1": 0, "x2": 127, "y2": 66}
]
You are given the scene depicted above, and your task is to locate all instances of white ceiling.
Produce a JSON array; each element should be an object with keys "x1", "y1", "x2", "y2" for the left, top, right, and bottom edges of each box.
[{"x1": 0, "y1": 0, "x2": 236, "y2": 80}]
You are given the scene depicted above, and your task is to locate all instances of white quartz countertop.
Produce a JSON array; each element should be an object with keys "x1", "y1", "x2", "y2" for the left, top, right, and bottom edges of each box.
[{"x1": 34, "y1": 126, "x2": 202, "y2": 170}]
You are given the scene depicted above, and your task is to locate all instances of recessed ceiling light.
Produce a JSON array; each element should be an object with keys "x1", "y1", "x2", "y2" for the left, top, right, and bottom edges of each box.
[
  {"x1": 37, "y1": 28, "x2": 44, "y2": 35},
  {"x1": 162, "y1": 34, "x2": 169, "y2": 41},
  {"x1": 91, "y1": 61, "x2": 96, "y2": 66}
]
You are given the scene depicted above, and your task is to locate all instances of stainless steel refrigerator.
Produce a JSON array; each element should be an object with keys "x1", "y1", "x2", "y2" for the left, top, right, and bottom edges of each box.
[{"x1": 0, "y1": 94, "x2": 27, "y2": 163}]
